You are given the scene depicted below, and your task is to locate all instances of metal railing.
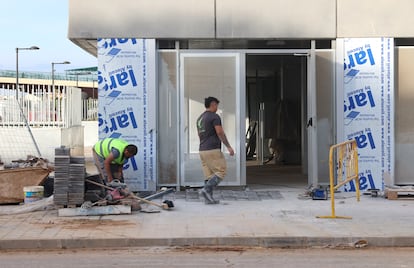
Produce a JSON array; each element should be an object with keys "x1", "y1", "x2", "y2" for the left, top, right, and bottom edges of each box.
[
  {"x1": 317, "y1": 140, "x2": 360, "y2": 219},
  {"x1": 0, "y1": 70, "x2": 95, "y2": 82},
  {"x1": 0, "y1": 84, "x2": 83, "y2": 128}
]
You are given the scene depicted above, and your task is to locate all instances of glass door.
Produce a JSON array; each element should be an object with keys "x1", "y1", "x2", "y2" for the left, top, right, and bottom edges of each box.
[{"x1": 180, "y1": 53, "x2": 242, "y2": 186}]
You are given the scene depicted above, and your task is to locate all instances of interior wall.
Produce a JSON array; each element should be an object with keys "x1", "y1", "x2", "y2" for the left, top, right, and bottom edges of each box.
[
  {"x1": 395, "y1": 47, "x2": 414, "y2": 184},
  {"x1": 246, "y1": 55, "x2": 303, "y2": 165}
]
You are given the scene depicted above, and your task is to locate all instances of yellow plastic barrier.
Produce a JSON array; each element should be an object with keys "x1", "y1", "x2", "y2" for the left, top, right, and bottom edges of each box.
[{"x1": 317, "y1": 140, "x2": 360, "y2": 219}]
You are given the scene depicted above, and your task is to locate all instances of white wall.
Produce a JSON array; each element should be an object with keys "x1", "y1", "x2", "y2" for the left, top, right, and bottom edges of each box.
[
  {"x1": 216, "y1": 0, "x2": 336, "y2": 38},
  {"x1": 69, "y1": 0, "x2": 215, "y2": 39},
  {"x1": 337, "y1": 0, "x2": 414, "y2": 37},
  {"x1": 32, "y1": 128, "x2": 62, "y2": 161},
  {"x1": 82, "y1": 121, "x2": 98, "y2": 159},
  {"x1": 69, "y1": 0, "x2": 414, "y2": 42},
  {"x1": 0, "y1": 128, "x2": 61, "y2": 164},
  {"x1": 0, "y1": 122, "x2": 98, "y2": 164}
]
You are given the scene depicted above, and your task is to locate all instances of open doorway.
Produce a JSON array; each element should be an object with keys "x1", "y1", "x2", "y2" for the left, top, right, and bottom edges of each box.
[{"x1": 245, "y1": 54, "x2": 308, "y2": 188}]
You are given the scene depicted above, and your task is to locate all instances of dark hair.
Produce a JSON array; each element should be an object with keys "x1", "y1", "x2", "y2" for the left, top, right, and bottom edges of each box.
[
  {"x1": 125, "y1": 144, "x2": 138, "y2": 155},
  {"x1": 204, "y1": 96, "x2": 220, "y2": 108}
]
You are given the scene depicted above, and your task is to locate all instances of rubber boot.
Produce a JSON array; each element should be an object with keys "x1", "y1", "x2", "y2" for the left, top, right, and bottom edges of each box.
[
  {"x1": 200, "y1": 175, "x2": 222, "y2": 204},
  {"x1": 204, "y1": 179, "x2": 213, "y2": 197}
]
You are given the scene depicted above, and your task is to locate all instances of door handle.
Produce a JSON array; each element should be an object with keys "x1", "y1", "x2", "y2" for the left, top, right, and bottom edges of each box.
[{"x1": 307, "y1": 117, "x2": 313, "y2": 128}]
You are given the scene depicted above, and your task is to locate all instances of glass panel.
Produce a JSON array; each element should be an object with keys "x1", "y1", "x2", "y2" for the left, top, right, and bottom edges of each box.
[
  {"x1": 182, "y1": 55, "x2": 238, "y2": 185},
  {"x1": 395, "y1": 47, "x2": 414, "y2": 185},
  {"x1": 316, "y1": 50, "x2": 335, "y2": 184},
  {"x1": 158, "y1": 51, "x2": 178, "y2": 185}
]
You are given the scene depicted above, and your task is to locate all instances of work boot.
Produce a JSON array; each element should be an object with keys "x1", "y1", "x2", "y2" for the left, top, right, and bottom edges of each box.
[{"x1": 200, "y1": 176, "x2": 222, "y2": 204}]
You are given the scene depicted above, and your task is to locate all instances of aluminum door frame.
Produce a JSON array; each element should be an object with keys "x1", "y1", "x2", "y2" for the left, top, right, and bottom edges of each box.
[{"x1": 179, "y1": 52, "x2": 244, "y2": 187}]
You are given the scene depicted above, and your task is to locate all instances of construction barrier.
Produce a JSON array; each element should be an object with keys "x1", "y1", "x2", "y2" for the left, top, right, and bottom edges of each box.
[{"x1": 317, "y1": 140, "x2": 360, "y2": 219}]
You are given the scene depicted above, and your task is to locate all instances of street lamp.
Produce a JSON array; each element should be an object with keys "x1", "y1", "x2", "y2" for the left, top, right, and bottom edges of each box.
[
  {"x1": 15, "y1": 46, "x2": 41, "y2": 157},
  {"x1": 16, "y1": 46, "x2": 39, "y2": 100},
  {"x1": 51, "y1": 61, "x2": 70, "y2": 122},
  {"x1": 74, "y1": 71, "x2": 92, "y2": 87},
  {"x1": 51, "y1": 61, "x2": 71, "y2": 90}
]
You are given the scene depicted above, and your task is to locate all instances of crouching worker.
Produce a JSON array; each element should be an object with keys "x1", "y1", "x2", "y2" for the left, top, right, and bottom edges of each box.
[{"x1": 92, "y1": 138, "x2": 138, "y2": 184}]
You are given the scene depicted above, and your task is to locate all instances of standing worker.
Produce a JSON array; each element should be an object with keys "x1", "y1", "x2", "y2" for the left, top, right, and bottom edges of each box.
[
  {"x1": 92, "y1": 138, "x2": 138, "y2": 183},
  {"x1": 196, "y1": 96, "x2": 235, "y2": 204}
]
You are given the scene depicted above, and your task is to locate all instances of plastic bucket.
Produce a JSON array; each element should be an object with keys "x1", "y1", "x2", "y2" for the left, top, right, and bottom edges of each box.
[{"x1": 23, "y1": 186, "x2": 44, "y2": 204}]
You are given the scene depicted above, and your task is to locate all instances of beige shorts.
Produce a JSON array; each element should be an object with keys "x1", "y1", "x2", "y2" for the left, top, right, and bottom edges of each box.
[{"x1": 199, "y1": 149, "x2": 227, "y2": 180}]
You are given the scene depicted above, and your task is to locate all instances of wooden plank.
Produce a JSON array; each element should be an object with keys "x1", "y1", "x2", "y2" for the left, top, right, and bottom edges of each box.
[
  {"x1": 58, "y1": 205, "x2": 131, "y2": 217},
  {"x1": 386, "y1": 188, "x2": 414, "y2": 200}
]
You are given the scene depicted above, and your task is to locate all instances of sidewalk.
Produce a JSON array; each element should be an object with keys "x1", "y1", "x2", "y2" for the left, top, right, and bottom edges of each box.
[{"x1": 0, "y1": 188, "x2": 413, "y2": 250}]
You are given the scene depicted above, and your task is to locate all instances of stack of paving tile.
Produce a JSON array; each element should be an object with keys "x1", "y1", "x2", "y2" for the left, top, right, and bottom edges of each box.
[
  {"x1": 53, "y1": 147, "x2": 86, "y2": 207},
  {"x1": 53, "y1": 147, "x2": 71, "y2": 206},
  {"x1": 68, "y1": 157, "x2": 85, "y2": 206}
]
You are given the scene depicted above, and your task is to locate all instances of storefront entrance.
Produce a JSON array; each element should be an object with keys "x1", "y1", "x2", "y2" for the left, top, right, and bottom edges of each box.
[
  {"x1": 177, "y1": 49, "x2": 319, "y2": 188},
  {"x1": 158, "y1": 44, "x2": 328, "y2": 187},
  {"x1": 245, "y1": 54, "x2": 308, "y2": 188}
]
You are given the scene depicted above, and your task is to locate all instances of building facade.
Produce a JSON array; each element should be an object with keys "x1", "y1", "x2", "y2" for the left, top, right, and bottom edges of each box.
[{"x1": 68, "y1": 0, "x2": 414, "y2": 190}]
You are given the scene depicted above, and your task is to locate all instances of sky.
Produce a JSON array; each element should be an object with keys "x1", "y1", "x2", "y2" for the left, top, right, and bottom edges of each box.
[{"x1": 0, "y1": 0, "x2": 97, "y2": 73}]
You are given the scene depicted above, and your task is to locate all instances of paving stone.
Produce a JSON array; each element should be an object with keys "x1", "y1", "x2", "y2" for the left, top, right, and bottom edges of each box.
[{"x1": 182, "y1": 189, "x2": 283, "y2": 202}]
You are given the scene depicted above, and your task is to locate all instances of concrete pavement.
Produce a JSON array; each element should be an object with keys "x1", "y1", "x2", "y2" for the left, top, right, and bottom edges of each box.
[{"x1": 0, "y1": 188, "x2": 413, "y2": 250}]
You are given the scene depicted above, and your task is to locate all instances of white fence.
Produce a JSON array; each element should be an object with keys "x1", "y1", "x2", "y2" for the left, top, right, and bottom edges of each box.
[
  {"x1": 82, "y1": 98, "x2": 98, "y2": 121},
  {"x1": 0, "y1": 84, "x2": 86, "y2": 128}
]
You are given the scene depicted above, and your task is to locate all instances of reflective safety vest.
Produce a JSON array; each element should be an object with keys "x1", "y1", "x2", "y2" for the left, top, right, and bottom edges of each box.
[{"x1": 94, "y1": 138, "x2": 129, "y2": 165}]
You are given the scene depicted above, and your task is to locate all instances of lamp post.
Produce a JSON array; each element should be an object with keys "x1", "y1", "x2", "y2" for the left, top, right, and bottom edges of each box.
[
  {"x1": 51, "y1": 61, "x2": 70, "y2": 122},
  {"x1": 16, "y1": 46, "x2": 39, "y2": 100},
  {"x1": 15, "y1": 46, "x2": 41, "y2": 156},
  {"x1": 51, "y1": 61, "x2": 71, "y2": 90},
  {"x1": 92, "y1": 77, "x2": 96, "y2": 99},
  {"x1": 74, "y1": 71, "x2": 92, "y2": 87}
]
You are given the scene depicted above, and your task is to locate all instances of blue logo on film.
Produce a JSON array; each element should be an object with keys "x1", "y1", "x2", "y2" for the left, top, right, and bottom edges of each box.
[
  {"x1": 123, "y1": 156, "x2": 138, "y2": 172},
  {"x1": 109, "y1": 132, "x2": 122, "y2": 139},
  {"x1": 344, "y1": 44, "x2": 376, "y2": 83},
  {"x1": 98, "y1": 65, "x2": 138, "y2": 101},
  {"x1": 344, "y1": 170, "x2": 376, "y2": 192},
  {"x1": 344, "y1": 69, "x2": 360, "y2": 84},
  {"x1": 98, "y1": 38, "x2": 138, "y2": 49},
  {"x1": 105, "y1": 48, "x2": 122, "y2": 63},
  {"x1": 356, "y1": 130, "x2": 376, "y2": 150},
  {"x1": 98, "y1": 107, "x2": 138, "y2": 135},
  {"x1": 345, "y1": 111, "x2": 360, "y2": 125},
  {"x1": 97, "y1": 38, "x2": 138, "y2": 63},
  {"x1": 348, "y1": 128, "x2": 376, "y2": 150},
  {"x1": 344, "y1": 86, "x2": 376, "y2": 124}
]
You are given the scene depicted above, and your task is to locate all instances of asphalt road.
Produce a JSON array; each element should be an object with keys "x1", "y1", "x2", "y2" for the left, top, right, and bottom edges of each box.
[{"x1": 0, "y1": 247, "x2": 413, "y2": 267}]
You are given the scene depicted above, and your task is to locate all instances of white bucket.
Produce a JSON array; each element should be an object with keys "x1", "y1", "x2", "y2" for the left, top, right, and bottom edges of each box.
[{"x1": 23, "y1": 186, "x2": 44, "y2": 204}]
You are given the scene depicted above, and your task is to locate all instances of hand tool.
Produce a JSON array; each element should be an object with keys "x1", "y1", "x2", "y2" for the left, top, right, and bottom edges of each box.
[{"x1": 85, "y1": 179, "x2": 172, "y2": 210}]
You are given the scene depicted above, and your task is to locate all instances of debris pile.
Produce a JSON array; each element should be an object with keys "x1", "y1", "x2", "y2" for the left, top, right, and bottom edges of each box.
[{"x1": 1, "y1": 155, "x2": 51, "y2": 170}]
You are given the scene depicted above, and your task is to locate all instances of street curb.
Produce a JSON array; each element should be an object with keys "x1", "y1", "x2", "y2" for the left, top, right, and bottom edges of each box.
[{"x1": 1, "y1": 236, "x2": 413, "y2": 250}]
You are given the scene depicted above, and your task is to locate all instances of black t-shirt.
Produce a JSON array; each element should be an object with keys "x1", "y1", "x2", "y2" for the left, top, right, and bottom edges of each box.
[{"x1": 197, "y1": 111, "x2": 222, "y2": 151}]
